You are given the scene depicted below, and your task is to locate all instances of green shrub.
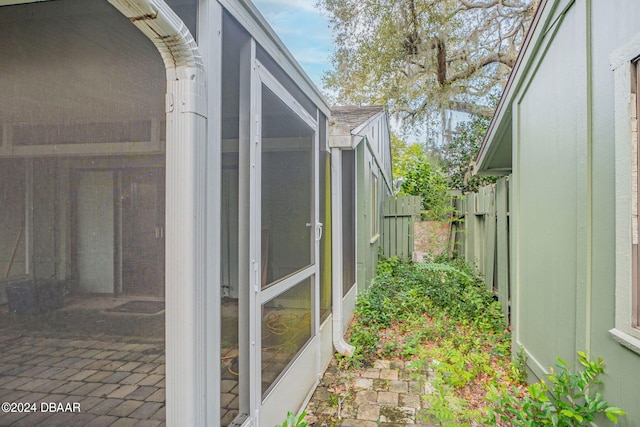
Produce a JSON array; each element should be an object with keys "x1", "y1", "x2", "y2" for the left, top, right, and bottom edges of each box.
[
  {"x1": 343, "y1": 257, "x2": 506, "y2": 368},
  {"x1": 336, "y1": 256, "x2": 521, "y2": 424},
  {"x1": 487, "y1": 352, "x2": 625, "y2": 426},
  {"x1": 275, "y1": 411, "x2": 308, "y2": 427},
  {"x1": 375, "y1": 255, "x2": 401, "y2": 276},
  {"x1": 395, "y1": 143, "x2": 455, "y2": 221},
  {"x1": 417, "y1": 260, "x2": 504, "y2": 332}
]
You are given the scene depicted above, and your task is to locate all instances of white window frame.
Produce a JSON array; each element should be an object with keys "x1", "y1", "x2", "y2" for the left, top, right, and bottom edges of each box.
[
  {"x1": 610, "y1": 32, "x2": 640, "y2": 355},
  {"x1": 370, "y1": 169, "x2": 379, "y2": 242}
]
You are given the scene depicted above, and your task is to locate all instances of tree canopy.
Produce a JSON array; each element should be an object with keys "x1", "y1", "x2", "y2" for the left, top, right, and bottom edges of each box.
[
  {"x1": 320, "y1": 0, "x2": 537, "y2": 131},
  {"x1": 442, "y1": 113, "x2": 498, "y2": 193},
  {"x1": 393, "y1": 137, "x2": 452, "y2": 220}
]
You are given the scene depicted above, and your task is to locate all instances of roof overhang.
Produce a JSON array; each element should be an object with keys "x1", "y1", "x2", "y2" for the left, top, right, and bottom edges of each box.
[
  {"x1": 328, "y1": 109, "x2": 386, "y2": 150},
  {"x1": 475, "y1": 105, "x2": 514, "y2": 176}
]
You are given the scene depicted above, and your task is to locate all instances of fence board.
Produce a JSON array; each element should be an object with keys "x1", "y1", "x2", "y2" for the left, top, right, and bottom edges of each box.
[
  {"x1": 496, "y1": 178, "x2": 510, "y2": 323},
  {"x1": 483, "y1": 186, "x2": 497, "y2": 292},
  {"x1": 383, "y1": 196, "x2": 421, "y2": 261},
  {"x1": 457, "y1": 177, "x2": 511, "y2": 325}
]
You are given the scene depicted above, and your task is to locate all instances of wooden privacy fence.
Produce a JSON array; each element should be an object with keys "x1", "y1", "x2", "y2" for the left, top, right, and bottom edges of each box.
[
  {"x1": 452, "y1": 177, "x2": 511, "y2": 323},
  {"x1": 382, "y1": 196, "x2": 422, "y2": 261}
]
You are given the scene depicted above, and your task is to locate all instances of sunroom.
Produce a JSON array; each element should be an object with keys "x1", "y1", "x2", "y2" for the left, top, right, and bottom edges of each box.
[{"x1": 0, "y1": 0, "x2": 333, "y2": 425}]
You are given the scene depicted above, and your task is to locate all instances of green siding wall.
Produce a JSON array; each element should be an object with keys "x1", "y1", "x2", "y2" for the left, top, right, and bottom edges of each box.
[
  {"x1": 585, "y1": 2, "x2": 640, "y2": 424},
  {"x1": 502, "y1": 1, "x2": 640, "y2": 424},
  {"x1": 514, "y1": 0, "x2": 582, "y2": 374}
]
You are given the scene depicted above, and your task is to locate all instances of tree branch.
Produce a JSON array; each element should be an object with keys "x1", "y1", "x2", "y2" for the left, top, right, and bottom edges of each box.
[{"x1": 445, "y1": 52, "x2": 516, "y2": 84}]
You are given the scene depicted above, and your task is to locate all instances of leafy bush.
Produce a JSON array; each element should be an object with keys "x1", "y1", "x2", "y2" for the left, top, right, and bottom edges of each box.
[
  {"x1": 400, "y1": 159, "x2": 453, "y2": 221},
  {"x1": 336, "y1": 257, "x2": 526, "y2": 424},
  {"x1": 416, "y1": 260, "x2": 504, "y2": 332},
  {"x1": 275, "y1": 411, "x2": 308, "y2": 427},
  {"x1": 487, "y1": 351, "x2": 625, "y2": 426},
  {"x1": 343, "y1": 257, "x2": 505, "y2": 367},
  {"x1": 375, "y1": 255, "x2": 401, "y2": 276}
]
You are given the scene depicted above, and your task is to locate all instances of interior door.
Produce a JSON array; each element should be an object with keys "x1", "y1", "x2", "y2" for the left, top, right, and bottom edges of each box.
[
  {"x1": 252, "y1": 64, "x2": 319, "y2": 422},
  {"x1": 75, "y1": 170, "x2": 115, "y2": 294},
  {"x1": 121, "y1": 167, "x2": 165, "y2": 297}
]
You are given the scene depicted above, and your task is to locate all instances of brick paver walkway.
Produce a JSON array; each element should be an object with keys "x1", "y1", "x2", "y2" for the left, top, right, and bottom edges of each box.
[
  {"x1": 1, "y1": 334, "x2": 436, "y2": 426},
  {"x1": 0, "y1": 333, "x2": 165, "y2": 426},
  {"x1": 304, "y1": 359, "x2": 438, "y2": 426}
]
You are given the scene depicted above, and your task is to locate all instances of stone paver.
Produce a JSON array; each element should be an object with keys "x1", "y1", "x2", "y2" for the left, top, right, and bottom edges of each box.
[
  {"x1": 380, "y1": 369, "x2": 398, "y2": 381},
  {"x1": 304, "y1": 359, "x2": 437, "y2": 426},
  {"x1": 357, "y1": 404, "x2": 380, "y2": 421},
  {"x1": 2, "y1": 329, "x2": 435, "y2": 426},
  {"x1": 353, "y1": 378, "x2": 373, "y2": 390},
  {"x1": 377, "y1": 391, "x2": 398, "y2": 405}
]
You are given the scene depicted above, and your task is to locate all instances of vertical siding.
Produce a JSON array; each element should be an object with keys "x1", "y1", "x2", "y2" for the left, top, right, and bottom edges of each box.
[
  {"x1": 587, "y1": 1, "x2": 640, "y2": 423},
  {"x1": 495, "y1": 178, "x2": 510, "y2": 322},
  {"x1": 514, "y1": 3, "x2": 582, "y2": 374},
  {"x1": 471, "y1": 1, "x2": 640, "y2": 423}
]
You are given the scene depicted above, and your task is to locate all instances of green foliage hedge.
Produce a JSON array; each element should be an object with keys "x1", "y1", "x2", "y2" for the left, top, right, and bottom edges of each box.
[{"x1": 346, "y1": 257, "x2": 504, "y2": 365}]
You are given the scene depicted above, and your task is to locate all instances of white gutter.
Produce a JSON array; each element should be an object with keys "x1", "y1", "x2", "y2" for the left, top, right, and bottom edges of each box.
[
  {"x1": 107, "y1": 1, "x2": 208, "y2": 425},
  {"x1": 330, "y1": 148, "x2": 355, "y2": 356}
]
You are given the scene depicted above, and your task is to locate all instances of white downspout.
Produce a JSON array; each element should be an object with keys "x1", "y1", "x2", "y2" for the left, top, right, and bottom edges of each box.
[
  {"x1": 330, "y1": 148, "x2": 355, "y2": 356},
  {"x1": 107, "y1": 1, "x2": 208, "y2": 425}
]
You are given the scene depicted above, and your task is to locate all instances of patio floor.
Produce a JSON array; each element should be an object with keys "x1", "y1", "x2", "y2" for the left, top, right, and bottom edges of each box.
[
  {"x1": 0, "y1": 296, "x2": 440, "y2": 427},
  {"x1": 0, "y1": 333, "x2": 165, "y2": 426},
  {"x1": 0, "y1": 295, "x2": 166, "y2": 426}
]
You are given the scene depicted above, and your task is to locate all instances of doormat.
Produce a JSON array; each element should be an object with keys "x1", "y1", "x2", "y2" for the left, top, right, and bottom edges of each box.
[{"x1": 106, "y1": 300, "x2": 164, "y2": 314}]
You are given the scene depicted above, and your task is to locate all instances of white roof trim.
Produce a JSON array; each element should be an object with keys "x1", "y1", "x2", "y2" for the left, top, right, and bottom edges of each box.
[
  {"x1": 0, "y1": 0, "x2": 47, "y2": 5},
  {"x1": 351, "y1": 110, "x2": 385, "y2": 137}
]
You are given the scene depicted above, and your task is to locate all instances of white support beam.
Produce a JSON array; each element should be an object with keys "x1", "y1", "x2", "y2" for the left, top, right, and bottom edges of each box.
[{"x1": 106, "y1": 1, "x2": 208, "y2": 425}]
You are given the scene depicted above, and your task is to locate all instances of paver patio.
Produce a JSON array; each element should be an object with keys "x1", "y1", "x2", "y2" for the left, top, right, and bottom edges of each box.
[
  {"x1": 0, "y1": 302, "x2": 440, "y2": 427},
  {"x1": 1, "y1": 330, "x2": 441, "y2": 427},
  {"x1": 0, "y1": 333, "x2": 166, "y2": 426}
]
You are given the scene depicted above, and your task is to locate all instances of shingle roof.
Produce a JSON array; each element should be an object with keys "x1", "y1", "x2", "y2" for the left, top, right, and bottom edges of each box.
[{"x1": 331, "y1": 105, "x2": 384, "y2": 130}]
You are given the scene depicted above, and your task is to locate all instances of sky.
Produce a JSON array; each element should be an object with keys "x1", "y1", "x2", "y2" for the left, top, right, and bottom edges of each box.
[
  {"x1": 249, "y1": 1, "x2": 467, "y2": 145},
  {"x1": 252, "y1": 0, "x2": 333, "y2": 91}
]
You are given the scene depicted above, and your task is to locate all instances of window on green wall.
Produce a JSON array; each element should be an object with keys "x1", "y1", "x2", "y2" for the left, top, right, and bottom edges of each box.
[
  {"x1": 633, "y1": 60, "x2": 640, "y2": 330},
  {"x1": 371, "y1": 172, "x2": 379, "y2": 240},
  {"x1": 342, "y1": 150, "x2": 356, "y2": 296},
  {"x1": 611, "y1": 42, "x2": 640, "y2": 355}
]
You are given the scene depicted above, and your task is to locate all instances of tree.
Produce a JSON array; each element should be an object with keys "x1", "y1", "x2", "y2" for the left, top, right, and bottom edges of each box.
[
  {"x1": 320, "y1": 0, "x2": 537, "y2": 131},
  {"x1": 442, "y1": 113, "x2": 498, "y2": 193},
  {"x1": 393, "y1": 138, "x2": 451, "y2": 220}
]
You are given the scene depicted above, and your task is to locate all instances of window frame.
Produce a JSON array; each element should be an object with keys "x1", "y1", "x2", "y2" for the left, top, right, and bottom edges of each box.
[
  {"x1": 610, "y1": 33, "x2": 640, "y2": 354},
  {"x1": 370, "y1": 169, "x2": 379, "y2": 242}
]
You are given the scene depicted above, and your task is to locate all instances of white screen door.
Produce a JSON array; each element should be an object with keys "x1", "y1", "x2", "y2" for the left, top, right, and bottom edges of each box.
[{"x1": 250, "y1": 62, "x2": 320, "y2": 424}]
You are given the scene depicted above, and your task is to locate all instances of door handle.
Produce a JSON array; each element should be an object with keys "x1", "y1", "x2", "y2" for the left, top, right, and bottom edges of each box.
[{"x1": 307, "y1": 223, "x2": 323, "y2": 241}]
